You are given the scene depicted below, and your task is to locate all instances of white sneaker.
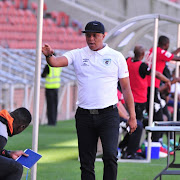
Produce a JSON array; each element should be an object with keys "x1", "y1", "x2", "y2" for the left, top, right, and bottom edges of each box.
[{"x1": 159, "y1": 146, "x2": 168, "y2": 158}]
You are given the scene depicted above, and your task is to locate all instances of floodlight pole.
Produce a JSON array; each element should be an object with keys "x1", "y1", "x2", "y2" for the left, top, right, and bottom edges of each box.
[
  {"x1": 31, "y1": 0, "x2": 44, "y2": 180},
  {"x1": 147, "y1": 18, "x2": 159, "y2": 162}
]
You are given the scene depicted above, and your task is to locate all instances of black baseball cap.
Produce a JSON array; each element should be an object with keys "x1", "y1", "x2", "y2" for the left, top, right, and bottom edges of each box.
[{"x1": 82, "y1": 21, "x2": 105, "y2": 34}]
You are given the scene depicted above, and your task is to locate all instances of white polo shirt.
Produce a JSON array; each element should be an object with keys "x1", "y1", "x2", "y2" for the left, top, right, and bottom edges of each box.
[
  {"x1": 63, "y1": 44, "x2": 129, "y2": 109},
  {"x1": 0, "y1": 121, "x2": 8, "y2": 140}
]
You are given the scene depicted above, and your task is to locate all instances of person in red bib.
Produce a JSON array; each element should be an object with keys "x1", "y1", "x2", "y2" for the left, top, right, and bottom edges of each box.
[
  {"x1": 145, "y1": 36, "x2": 180, "y2": 141},
  {"x1": 117, "y1": 89, "x2": 144, "y2": 159},
  {"x1": 127, "y1": 45, "x2": 170, "y2": 123},
  {"x1": 0, "y1": 107, "x2": 31, "y2": 180}
]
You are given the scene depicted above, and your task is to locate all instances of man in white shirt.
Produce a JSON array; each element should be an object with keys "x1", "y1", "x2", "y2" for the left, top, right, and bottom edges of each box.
[{"x1": 42, "y1": 20, "x2": 137, "y2": 180}]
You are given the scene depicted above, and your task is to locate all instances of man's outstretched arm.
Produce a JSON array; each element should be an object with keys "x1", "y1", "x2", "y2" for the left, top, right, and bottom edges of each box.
[{"x1": 42, "y1": 44, "x2": 68, "y2": 67}]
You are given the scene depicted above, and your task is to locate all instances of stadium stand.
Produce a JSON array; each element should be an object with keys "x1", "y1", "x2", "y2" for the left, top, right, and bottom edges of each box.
[
  {"x1": 1, "y1": 0, "x2": 180, "y2": 123},
  {"x1": 0, "y1": 0, "x2": 81, "y2": 122},
  {"x1": 0, "y1": 0, "x2": 85, "y2": 123},
  {"x1": 0, "y1": 0, "x2": 86, "y2": 50},
  {"x1": 0, "y1": 47, "x2": 77, "y2": 123}
]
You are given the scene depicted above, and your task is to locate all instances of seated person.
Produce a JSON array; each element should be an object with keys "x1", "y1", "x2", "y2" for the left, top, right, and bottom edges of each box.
[
  {"x1": 0, "y1": 107, "x2": 32, "y2": 180},
  {"x1": 160, "y1": 65, "x2": 180, "y2": 120},
  {"x1": 117, "y1": 89, "x2": 144, "y2": 159},
  {"x1": 158, "y1": 65, "x2": 179, "y2": 152},
  {"x1": 170, "y1": 67, "x2": 180, "y2": 100},
  {"x1": 167, "y1": 67, "x2": 180, "y2": 120}
]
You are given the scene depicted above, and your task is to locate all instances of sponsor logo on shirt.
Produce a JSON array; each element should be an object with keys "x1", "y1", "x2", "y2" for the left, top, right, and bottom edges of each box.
[
  {"x1": 81, "y1": 59, "x2": 89, "y2": 66},
  {"x1": 103, "y1": 59, "x2": 111, "y2": 66},
  {"x1": 165, "y1": 51, "x2": 172, "y2": 58},
  {"x1": 161, "y1": 50, "x2": 172, "y2": 58}
]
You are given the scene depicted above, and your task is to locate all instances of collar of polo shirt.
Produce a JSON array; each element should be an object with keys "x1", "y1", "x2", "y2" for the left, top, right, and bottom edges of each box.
[{"x1": 86, "y1": 43, "x2": 108, "y2": 56}]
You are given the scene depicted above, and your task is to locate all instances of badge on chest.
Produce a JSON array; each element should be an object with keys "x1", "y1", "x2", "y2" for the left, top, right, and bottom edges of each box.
[{"x1": 103, "y1": 59, "x2": 111, "y2": 66}]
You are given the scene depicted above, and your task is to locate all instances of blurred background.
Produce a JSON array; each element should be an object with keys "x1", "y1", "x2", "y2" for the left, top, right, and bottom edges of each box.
[{"x1": 0, "y1": 0, "x2": 180, "y2": 124}]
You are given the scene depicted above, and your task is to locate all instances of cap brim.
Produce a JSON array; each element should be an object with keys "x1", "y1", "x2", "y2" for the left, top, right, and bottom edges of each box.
[{"x1": 82, "y1": 30, "x2": 104, "y2": 34}]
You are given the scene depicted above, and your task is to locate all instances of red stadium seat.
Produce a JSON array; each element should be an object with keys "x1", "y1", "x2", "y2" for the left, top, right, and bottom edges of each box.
[
  {"x1": 0, "y1": 16, "x2": 7, "y2": 24},
  {"x1": 0, "y1": 1, "x2": 4, "y2": 8},
  {"x1": 66, "y1": 26, "x2": 77, "y2": 36},
  {"x1": 14, "y1": 0, "x2": 21, "y2": 9},
  {"x1": 4, "y1": 1, "x2": 13, "y2": 8},
  {"x1": 1, "y1": 8, "x2": 9, "y2": 16},
  {"x1": 57, "y1": 27, "x2": 66, "y2": 35},
  {"x1": 31, "y1": 2, "x2": 38, "y2": 11},
  {"x1": 43, "y1": 3, "x2": 47, "y2": 11},
  {"x1": 51, "y1": 11, "x2": 58, "y2": 20},
  {"x1": 0, "y1": 2, "x2": 83, "y2": 50},
  {"x1": 56, "y1": 12, "x2": 69, "y2": 27},
  {"x1": 7, "y1": 7, "x2": 17, "y2": 16},
  {"x1": 7, "y1": 40, "x2": 18, "y2": 48},
  {"x1": 24, "y1": 9, "x2": 33, "y2": 17},
  {"x1": 22, "y1": 0, "x2": 28, "y2": 9},
  {"x1": 17, "y1": 9, "x2": 25, "y2": 17}
]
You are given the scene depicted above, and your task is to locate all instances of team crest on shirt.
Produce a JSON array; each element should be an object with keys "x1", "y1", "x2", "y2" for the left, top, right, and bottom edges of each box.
[
  {"x1": 81, "y1": 59, "x2": 89, "y2": 66},
  {"x1": 103, "y1": 59, "x2": 111, "y2": 66}
]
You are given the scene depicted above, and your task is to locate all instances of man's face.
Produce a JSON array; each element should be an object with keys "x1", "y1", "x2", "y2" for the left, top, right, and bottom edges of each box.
[
  {"x1": 164, "y1": 42, "x2": 170, "y2": 51},
  {"x1": 85, "y1": 32, "x2": 105, "y2": 51},
  {"x1": 10, "y1": 123, "x2": 28, "y2": 137}
]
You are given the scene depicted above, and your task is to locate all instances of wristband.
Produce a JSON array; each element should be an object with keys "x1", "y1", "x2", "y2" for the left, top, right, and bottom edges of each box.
[
  {"x1": 0, "y1": 149, "x2": 11, "y2": 158},
  {"x1": 45, "y1": 54, "x2": 53, "y2": 58}
]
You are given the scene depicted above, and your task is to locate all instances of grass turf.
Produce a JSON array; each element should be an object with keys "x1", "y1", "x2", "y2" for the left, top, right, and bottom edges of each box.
[{"x1": 6, "y1": 120, "x2": 180, "y2": 180}]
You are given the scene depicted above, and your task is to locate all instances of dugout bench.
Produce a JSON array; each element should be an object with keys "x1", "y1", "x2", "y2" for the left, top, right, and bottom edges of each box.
[{"x1": 146, "y1": 121, "x2": 180, "y2": 180}]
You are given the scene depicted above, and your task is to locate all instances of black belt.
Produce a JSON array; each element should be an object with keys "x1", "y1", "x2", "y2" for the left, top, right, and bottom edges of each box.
[{"x1": 78, "y1": 104, "x2": 117, "y2": 114}]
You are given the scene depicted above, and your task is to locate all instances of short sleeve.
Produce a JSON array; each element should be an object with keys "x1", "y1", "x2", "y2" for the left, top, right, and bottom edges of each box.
[
  {"x1": 139, "y1": 62, "x2": 151, "y2": 78},
  {"x1": 0, "y1": 122, "x2": 8, "y2": 141},
  {"x1": 159, "y1": 49, "x2": 174, "y2": 62},
  {"x1": 63, "y1": 51, "x2": 73, "y2": 65},
  {"x1": 0, "y1": 135, "x2": 7, "y2": 150},
  {"x1": 63, "y1": 49, "x2": 79, "y2": 66},
  {"x1": 118, "y1": 53, "x2": 129, "y2": 79}
]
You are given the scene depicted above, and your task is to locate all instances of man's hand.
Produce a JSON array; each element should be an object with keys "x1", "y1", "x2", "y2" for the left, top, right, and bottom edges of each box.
[
  {"x1": 42, "y1": 43, "x2": 54, "y2": 57},
  {"x1": 165, "y1": 80, "x2": 171, "y2": 93},
  {"x1": 127, "y1": 117, "x2": 137, "y2": 134},
  {"x1": 10, "y1": 150, "x2": 29, "y2": 160}
]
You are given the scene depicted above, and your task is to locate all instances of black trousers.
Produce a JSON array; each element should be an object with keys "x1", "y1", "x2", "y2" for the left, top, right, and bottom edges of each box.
[
  {"x1": 75, "y1": 107, "x2": 120, "y2": 180},
  {"x1": 135, "y1": 102, "x2": 147, "y2": 121},
  {"x1": 0, "y1": 155, "x2": 23, "y2": 180},
  {"x1": 147, "y1": 87, "x2": 163, "y2": 142},
  {"x1": 45, "y1": 88, "x2": 58, "y2": 125},
  {"x1": 119, "y1": 118, "x2": 143, "y2": 154}
]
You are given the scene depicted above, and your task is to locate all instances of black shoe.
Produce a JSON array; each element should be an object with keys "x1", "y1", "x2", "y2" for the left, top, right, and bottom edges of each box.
[{"x1": 121, "y1": 152, "x2": 144, "y2": 160}]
